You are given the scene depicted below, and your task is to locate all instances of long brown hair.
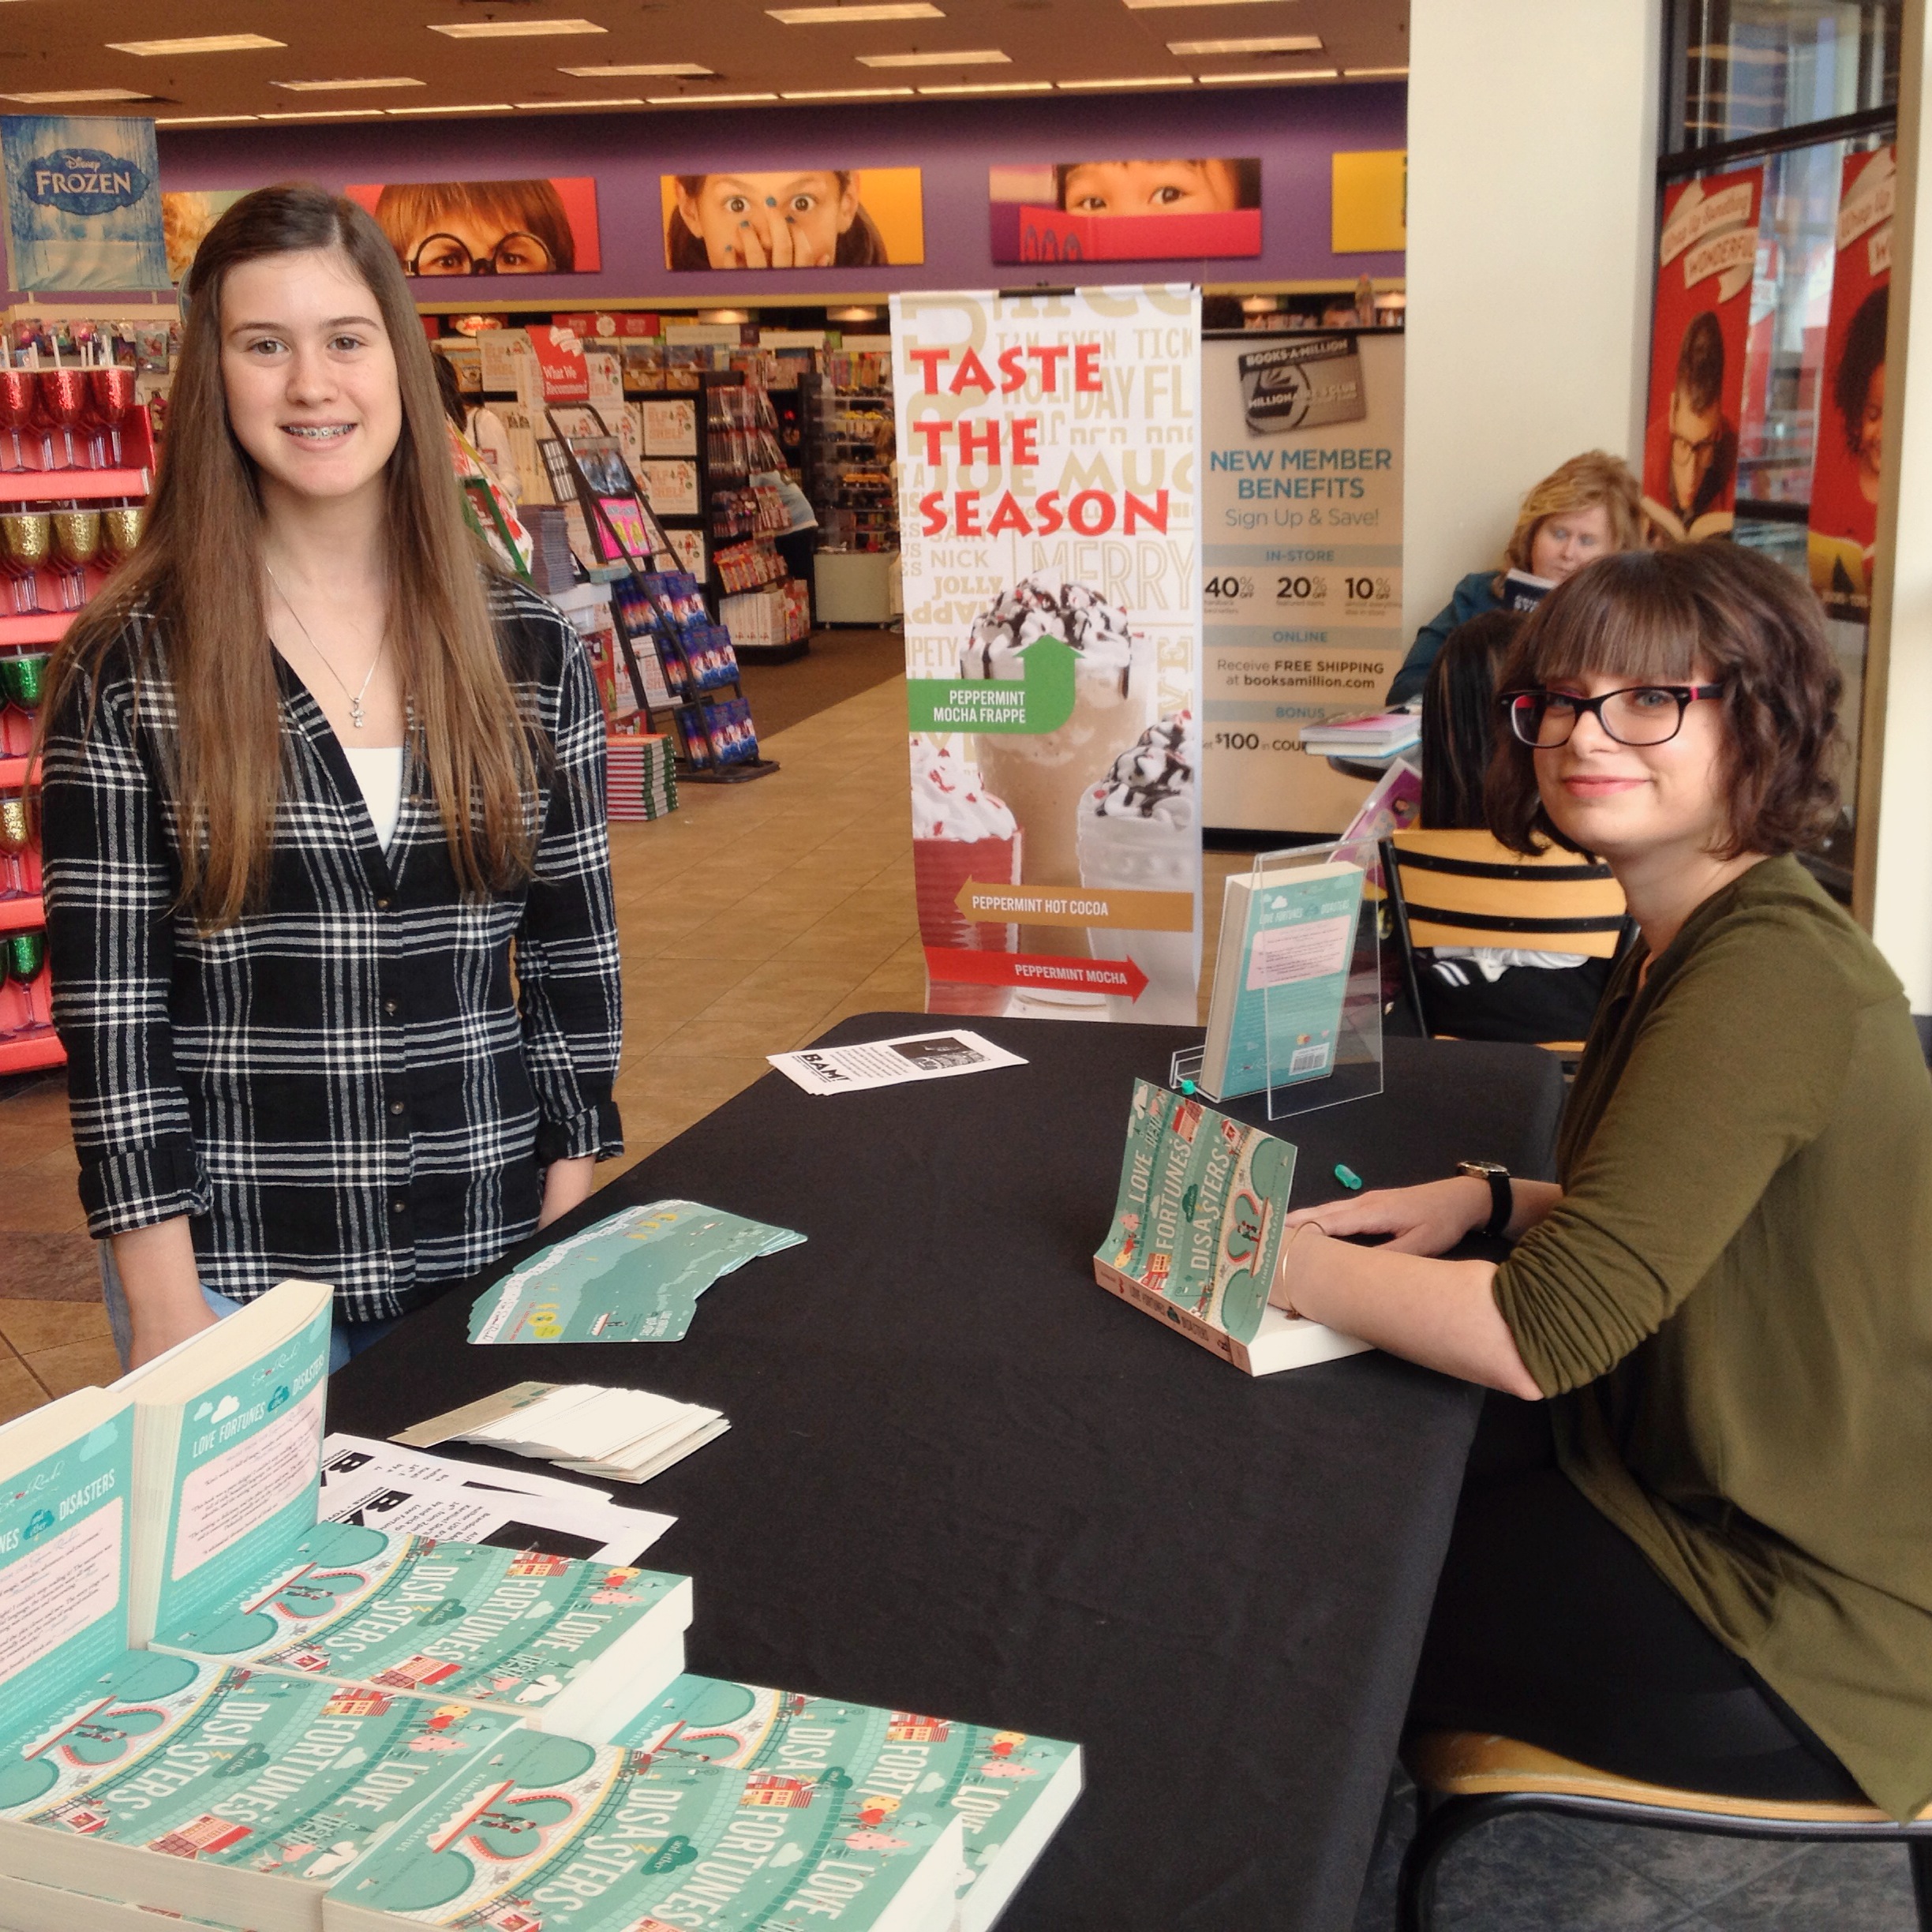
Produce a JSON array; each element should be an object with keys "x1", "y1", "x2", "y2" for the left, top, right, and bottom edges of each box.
[{"x1": 38, "y1": 182, "x2": 534, "y2": 928}]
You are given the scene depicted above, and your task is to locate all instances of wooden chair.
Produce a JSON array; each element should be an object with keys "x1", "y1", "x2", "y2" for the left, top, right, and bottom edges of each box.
[
  {"x1": 1379, "y1": 829, "x2": 1633, "y2": 1054},
  {"x1": 1399, "y1": 1731, "x2": 1932, "y2": 1931}
]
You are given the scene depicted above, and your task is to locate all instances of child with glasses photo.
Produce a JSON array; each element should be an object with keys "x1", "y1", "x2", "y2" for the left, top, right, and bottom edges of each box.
[{"x1": 1275, "y1": 542, "x2": 1932, "y2": 1824}]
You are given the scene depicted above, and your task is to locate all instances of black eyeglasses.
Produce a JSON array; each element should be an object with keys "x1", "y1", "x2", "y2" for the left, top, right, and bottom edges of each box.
[
  {"x1": 407, "y1": 231, "x2": 556, "y2": 276},
  {"x1": 1502, "y1": 683, "x2": 1725, "y2": 748}
]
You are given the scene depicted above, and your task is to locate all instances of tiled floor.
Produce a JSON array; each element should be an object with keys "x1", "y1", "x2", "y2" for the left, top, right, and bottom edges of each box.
[{"x1": 0, "y1": 664, "x2": 1913, "y2": 1930}]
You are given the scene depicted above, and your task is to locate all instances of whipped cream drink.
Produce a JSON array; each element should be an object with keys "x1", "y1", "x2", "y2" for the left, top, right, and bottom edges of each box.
[
  {"x1": 1078, "y1": 710, "x2": 1200, "y2": 1023},
  {"x1": 962, "y1": 571, "x2": 1156, "y2": 958},
  {"x1": 910, "y1": 739, "x2": 1021, "y2": 1017}
]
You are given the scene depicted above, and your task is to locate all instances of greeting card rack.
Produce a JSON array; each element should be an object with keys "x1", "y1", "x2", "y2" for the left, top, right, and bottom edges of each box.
[
  {"x1": 0, "y1": 383, "x2": 158, "y2": 1075},
  {"x1": 544, "y1": 407, "x2": 778, "y2": 785}
]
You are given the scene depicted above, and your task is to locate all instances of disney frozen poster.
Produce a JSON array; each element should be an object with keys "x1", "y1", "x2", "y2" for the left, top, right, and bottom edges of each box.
[{"x1": 0, "y1": 115, "x2": 168, "y2": 291}]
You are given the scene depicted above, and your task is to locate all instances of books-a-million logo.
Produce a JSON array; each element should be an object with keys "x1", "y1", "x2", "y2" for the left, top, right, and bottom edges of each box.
[{"x1": 25, "y1": 148, "x2": 149, "y2": 217}]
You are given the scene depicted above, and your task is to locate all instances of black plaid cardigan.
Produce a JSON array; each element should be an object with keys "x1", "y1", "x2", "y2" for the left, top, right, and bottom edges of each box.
[{"x1": 39, "y1": 579, "x2": 623, "y2": 1320}]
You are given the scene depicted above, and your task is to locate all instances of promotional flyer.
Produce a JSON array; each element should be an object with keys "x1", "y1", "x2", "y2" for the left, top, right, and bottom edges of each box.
[
  {"x1": 0, "y1": 115, "x2": 167, "y2": 292},
  {"x1": 1200, "y1": 329, "x2": 1404, "y2": 833},
  {"x1": 893, "y1": 285, "x2": 1202, "y2": 1024},
  {"x1": 1641, "y1": 167, "x2": 1762, "y2": 545},
  {"x1": 1808, "y1": 145, "x2": 1893, "y2": 627}
]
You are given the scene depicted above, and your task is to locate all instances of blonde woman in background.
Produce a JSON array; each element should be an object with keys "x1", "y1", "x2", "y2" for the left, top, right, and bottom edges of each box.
[{"x1": 1387, "y1": 451, "x2": 1646, "y2": 705}]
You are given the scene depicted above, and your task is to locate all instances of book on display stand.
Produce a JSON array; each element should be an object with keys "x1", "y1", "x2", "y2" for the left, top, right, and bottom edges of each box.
[{"x1": 545, "y1": 406, "x2": 779, "y2": 785}]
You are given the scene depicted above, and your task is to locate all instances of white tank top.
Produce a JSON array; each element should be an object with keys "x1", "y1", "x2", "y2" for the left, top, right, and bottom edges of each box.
[{"x1": 343, "y1": 745, "x2": 406, "y2": 853}]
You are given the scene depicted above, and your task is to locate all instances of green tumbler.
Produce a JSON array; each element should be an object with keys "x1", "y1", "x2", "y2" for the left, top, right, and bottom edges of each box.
[
  {"x1": 6, "y1": 928, "x2": 43, "y2": 980},
  {"x1": 0, "y1": 651, "x2": 47, "y2": 708}
]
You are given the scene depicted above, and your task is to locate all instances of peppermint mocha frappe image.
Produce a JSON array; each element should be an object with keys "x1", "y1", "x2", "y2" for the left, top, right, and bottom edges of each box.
[
  {"x1": 961, "y1": 571, "x2": 1156, "y2": 958},
  {"x1": 1078, "y1": 711, "x2": 1200, "y2": 1024},
  {"x1": 910, "y1": 739, "x2": 1021, "y2": 1017}
]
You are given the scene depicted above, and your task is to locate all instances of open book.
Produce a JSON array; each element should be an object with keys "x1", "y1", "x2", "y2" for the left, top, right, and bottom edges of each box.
[{"x1": 1094, "y1": 1079, "x2": 1371, "y2": 1376}]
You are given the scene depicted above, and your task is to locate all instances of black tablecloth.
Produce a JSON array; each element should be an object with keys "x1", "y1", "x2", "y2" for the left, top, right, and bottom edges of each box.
[{"x1": 331, "y1": 1018, "x2": 1565, "y2": 1931}]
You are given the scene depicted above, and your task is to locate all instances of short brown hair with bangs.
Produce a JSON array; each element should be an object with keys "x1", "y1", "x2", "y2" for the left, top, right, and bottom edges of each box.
[{"x1": 1485, "y1": 544, "x2": 1843, "y2": 860}]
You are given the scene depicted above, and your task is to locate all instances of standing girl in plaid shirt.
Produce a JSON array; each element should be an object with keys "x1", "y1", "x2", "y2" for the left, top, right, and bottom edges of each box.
[{"x1": 37, "y1": 185, "x2": 623, "y2": 1370}]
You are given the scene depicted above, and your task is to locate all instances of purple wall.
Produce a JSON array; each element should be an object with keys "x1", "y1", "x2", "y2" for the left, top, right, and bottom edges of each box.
[{"x1": 155, "y1": 84, "x2": 1405, "y2": 304}]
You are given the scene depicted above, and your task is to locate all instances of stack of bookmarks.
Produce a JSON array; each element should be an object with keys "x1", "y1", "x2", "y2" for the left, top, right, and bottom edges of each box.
[
  {"x1": 0, "y1": 1277, "x2": 1081, "y2": 1932},
  {"x1": 1094, "y1": 1077, "x2": 1371, "y2": 1376}
]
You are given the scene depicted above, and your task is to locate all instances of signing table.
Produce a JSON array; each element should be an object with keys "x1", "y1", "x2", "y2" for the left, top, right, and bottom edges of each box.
[{"x1": 331, "y1": 1017, "x2": 1565, "y2": 1931}]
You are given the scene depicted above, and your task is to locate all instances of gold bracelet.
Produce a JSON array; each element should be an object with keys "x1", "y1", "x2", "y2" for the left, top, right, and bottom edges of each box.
[{"x1": 1277, "y1": 1220, "x2": 1317, "y2": 1320}]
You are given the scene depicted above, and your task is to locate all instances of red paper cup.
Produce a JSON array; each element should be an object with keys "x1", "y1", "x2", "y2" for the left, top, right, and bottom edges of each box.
[{"x1": 914, "y1": 833, "x2": 1021, "y2": 1017}]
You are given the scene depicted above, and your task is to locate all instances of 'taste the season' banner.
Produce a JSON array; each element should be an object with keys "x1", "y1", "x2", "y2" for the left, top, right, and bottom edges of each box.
[{"x1": 893, "y1": 286, "x2": 1202, "y2": 1024}]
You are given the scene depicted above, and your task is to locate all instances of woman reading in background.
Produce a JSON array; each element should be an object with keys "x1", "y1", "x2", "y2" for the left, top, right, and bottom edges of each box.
[
  {"x1": 37, "y1": 184, "x2": 623, "y2": 1370},
  {"x1": 1387, "y1": 450, "x2": 1644, "y2": 705},
  {"x1": 1281, "y1": 542, "x2": 1932, "y2": 1821}
]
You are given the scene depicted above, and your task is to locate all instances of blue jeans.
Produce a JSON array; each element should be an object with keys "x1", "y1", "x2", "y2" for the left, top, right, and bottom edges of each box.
[{"x1": 98, "y1": 1243, "x2": 397, "y2": 1374}]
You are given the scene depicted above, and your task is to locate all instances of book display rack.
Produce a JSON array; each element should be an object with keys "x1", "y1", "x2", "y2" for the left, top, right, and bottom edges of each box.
[
  {"x1": 0, "y1": 361, "x2": 156, "y2": 1076},
  {"x1": 544, "y1": 407, "x2": 779, "y2": 785}
]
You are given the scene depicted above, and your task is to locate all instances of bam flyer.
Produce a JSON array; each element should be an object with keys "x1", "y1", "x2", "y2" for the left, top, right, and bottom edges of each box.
[
  {"x1": 892, "y1": 286, "x2": 1203, "y2": 1025},
  {"x1": 1200, "y1": 329, "x2": 1404, "y2": 833}
]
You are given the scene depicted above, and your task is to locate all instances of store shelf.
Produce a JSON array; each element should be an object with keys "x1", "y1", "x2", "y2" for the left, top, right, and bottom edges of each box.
[
  {"x1": 0, "y1": 1024, "x2": 62, "y2": 1075},
  {"x1": 0, "y1": 610, "x2": 69, "y2": 646},
  {"x1": 0, "y1": 756, "x2": 40, "y2": 789},
  {"x1": 0, "y1": 893, "x2": 43, "y2": 934},
  {"x1": 0, "y1": 462, "x2": 151, "y2": 504}
]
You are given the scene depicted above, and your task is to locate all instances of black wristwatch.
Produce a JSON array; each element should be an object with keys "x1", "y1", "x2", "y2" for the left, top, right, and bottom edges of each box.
[{"x1": 1456, "y1": 1161, "x2": 1513, "y2": 1239}]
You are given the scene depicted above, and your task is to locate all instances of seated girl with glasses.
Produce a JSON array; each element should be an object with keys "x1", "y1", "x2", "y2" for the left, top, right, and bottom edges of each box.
[{"x1": 1277, "y1": 541, "x2": 1932, "y2": 1822}]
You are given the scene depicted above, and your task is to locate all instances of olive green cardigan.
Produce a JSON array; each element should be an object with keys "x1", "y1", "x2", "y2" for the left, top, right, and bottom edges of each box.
[{"x1": 1495, "y1": 856, "x2": 1932, "y2": 1821}]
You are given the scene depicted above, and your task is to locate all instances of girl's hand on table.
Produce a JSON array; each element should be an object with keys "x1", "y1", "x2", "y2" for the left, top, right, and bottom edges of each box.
[{"x1": 1281, "y1": 1176, "x2": 1491, "y2": 1257}]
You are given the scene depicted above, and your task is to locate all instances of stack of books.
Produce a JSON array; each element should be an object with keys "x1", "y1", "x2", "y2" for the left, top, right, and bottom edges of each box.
[
  {"x1": 1298, "y1": 709, "x2": 1421, "y2": 758},
  {"x1": 605, "y1": 730, "x2": 677, "y2": 820},
  {"x1": 0, "y1": 1279, "x2": 1083, "y2": 1931}
]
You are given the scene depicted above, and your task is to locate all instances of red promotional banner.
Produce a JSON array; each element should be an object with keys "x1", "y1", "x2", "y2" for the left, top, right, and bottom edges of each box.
[
  {"x1": 1808, "y1": 146, "x2": 1893, "y2": 626},
  {"x1": 923, "y1": 946, "x2": 1151, "y2": 1002},
  {"x1": 1641, "y1": 167, "x2": 1762, "y2": 544}
]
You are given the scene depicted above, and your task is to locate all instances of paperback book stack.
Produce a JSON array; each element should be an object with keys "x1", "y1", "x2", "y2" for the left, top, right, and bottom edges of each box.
[
  {"x1": 605, "y1": 731, "x2": 678, "y2": 821},
  {"x1": 1297, "y1": 710, "x2": 1420, "y2": 758},
  {"x1": 0, "y1": 1275, "x2": 1085, "y2": 1931},
  {"x1": 1093, "y1": 1078, "x2": 1370, "y2": 1376}
]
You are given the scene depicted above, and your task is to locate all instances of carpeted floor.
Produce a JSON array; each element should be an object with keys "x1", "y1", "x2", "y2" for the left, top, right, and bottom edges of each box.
[{"x1": 736, "y1": 624, "x2": 904, "y2": 739}]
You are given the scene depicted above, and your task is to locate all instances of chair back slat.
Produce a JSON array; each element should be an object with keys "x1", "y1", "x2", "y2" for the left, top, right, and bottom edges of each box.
[{"x1": 1390, "y1": 829, "x2": 1627, "y2": 960}]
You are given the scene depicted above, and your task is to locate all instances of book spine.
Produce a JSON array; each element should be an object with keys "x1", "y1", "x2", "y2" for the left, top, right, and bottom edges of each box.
[{"x1": 1091, "y1": 1260, "x2": 1255, "y2": 1374}]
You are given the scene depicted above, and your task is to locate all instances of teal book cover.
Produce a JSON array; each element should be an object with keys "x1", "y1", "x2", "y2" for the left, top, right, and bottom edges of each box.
[
  {"x1": 327, "y1": 1728, "x2": 962, "y2": 1930},
  {"x1": 617, "y1": 1675, "x2": 1081, "y2": 1917},
  {"x1": 0, "y1": 1652, "x2": 517, "y2": 1888},
  {"x1": 154, "y1": 1297, "x2": 333, "y2": 1642},
  {"x1": 156, "y1": 1520, "x2": 691, "y2": 1720},
  {"x1": 0, "y1": 1404, "x2": 134, "y2": 1722},
  {"x1": 1098, "y1": 1080, "x2": 1178, "y2": 1278},
  {"x1": 1215, "y1": 862, "x2": 1365, "y2": 1099},
  {"x1": 469, "y1": 1200, "x2": 805, "y2": 1345}
]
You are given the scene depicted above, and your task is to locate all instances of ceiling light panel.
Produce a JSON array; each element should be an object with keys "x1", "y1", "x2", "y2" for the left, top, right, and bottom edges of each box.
[
  {"x1": 2, "y1": 87, "x2": 152, "y2": 103},
  {"x1": 514, "y1": 96, "x2": 646, "y2": 107},
  {"x1": 1166, "y1": 32, "x2": 1320, "y2": 53},
  {"x1": 272, "y1": 77, "x2": 425, "y2": 91},
  {"x1": 428, "y1": 19, "x2": 607, "y2": 38},
  {"x1": 1198, "y1": 64, "x2": 1332, "y2": 80},
  {"x1": 107, "y1": 33, "x2": 286, "y2": 55},
  {"x1": 155, "y1": 114, "x2": 259, "y2": 125},
  {"x1": 859, "y1": 47, "x2": 1009, "y2": 64},
  {"x1": 261, "y1": 107, "x2": 388, "y2": 118},
  {"x1": 646, "y1": 91, "x2": 779, "y2": 103},
  {"x1": 388, "y1": 102, "x2": 515, "y2": 113},
  {"x1": 781, "y1": 84, "x2": 916, "y2": 96},
  {"x1": 1344, "y1": 65, "x2": 1407, "y2": 76},
  {"x1": 560, "y1": 62, "x2": 712, "y2": 76},
  {"x1": 770, "y1": 2, "x2": 943, "y2": 18},
  {"x1": 918, "y1": 79, "x2": 1050, "y2": 92},
  {"x1": 1125, "y1": 0, "x2": 1292, "y2": 6},
  {"x1": 1058, "y1": 74, "x2": 1194, "y2": 87}
]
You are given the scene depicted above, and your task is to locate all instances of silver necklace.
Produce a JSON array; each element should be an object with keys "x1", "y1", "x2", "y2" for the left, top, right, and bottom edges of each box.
[{"x1": 265, "y1": 564, "x2": 384, "y2": 731}]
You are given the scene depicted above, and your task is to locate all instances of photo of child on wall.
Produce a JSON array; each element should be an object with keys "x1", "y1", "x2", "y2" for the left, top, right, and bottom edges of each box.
[
  {"x1": 990, "y1": 159, "x2": 1262, "y2": 263},
  {"x1": 346, "y1": 178, "x2": 601, "y2": 276},
  {"x1": 661, "y1": 169, "x2": 924, "y2": 271}
]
